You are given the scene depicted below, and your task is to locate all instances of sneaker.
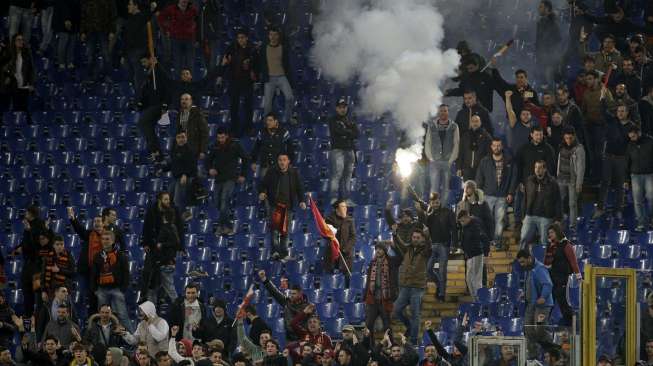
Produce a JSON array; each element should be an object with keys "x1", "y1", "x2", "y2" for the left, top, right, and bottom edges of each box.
[{"x1": 636, "y1": 225, "x2": 646, "y2": 232}]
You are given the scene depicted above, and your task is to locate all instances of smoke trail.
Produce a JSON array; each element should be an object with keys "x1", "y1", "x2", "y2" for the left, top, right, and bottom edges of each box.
[{"x1": 310, "y1": 0, "x2": 460, "y2": 142}]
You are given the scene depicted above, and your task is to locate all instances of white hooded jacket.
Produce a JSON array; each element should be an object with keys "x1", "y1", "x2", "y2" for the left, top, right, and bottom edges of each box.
[{"x1": 123, "y1": 301, "x2": 169, "y2": 357}]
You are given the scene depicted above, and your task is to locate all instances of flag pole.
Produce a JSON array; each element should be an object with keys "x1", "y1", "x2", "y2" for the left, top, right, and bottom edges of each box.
[
  {"x1": 232, "y1": 284, "x2": 255, "y2": 327},
  {"x1": 146, "y1": 21, "x2": 157, "y2": 90},
  {"x1": 335, "y1": 245, "x2": 352, "y2": 278}
]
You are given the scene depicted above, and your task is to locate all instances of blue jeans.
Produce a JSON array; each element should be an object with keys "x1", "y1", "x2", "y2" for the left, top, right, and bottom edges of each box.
[
  {"x1": 147, "y1": 264, "x2": 178, "y2": 305},
  {"x1": 214, "y1": 180, "x2": 235, "y2": 226},
  {"x1": 631, "y1": 174, "x2": 653, "y2": 227},
  {"x1": 519, "y1": 215, "x2": 552, "y2": 249},
  {"x1": 264, "y1": 75, "x2": 295, "y2": 123},
  {"x1": 170, "y1": 38, "x2": 194, "y2": 74},
  {"x1": 271, "y1": 210, "x2": 293, "y2": 258},
  {"x1": 95, "y1": 287, "x2": 131, "y2": 332},
  {"x1": 485, "y1": 195, "x2": 507, "y2": 241},
  {"x1": 329, "y1": 149, "x2": 355, "y2": 200},
  {"x1": 427, "y1": 244, "x2": 448, "y2": 298},
  {"x1": 9, "y1": 5, "x2": 33, "y2": 41},
  {"x1": 393, "y1": 287, "x2": 425, "y2": 345},
  {"x1": 559, "y1": 183, "x2": 579, "y2": 227},
  {"x1": 38, "y1": 6, "x2": 54, "y2": 52},
  {"x1": 429, "y1": 160, "x2": 452, "y2": 204},
  {"x1": 170, "y1": 177, "x2": 192, "y2": 213},
  {"x1": 56, "y1": 33, "x2": 76, "y2": 67},
  {"x1": 514, "y1": 186, "x2": 525, "y2": 224}
]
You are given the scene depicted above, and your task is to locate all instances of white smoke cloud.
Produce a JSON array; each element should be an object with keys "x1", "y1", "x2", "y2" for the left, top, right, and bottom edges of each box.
[{"x1": 310, "y1": 0, "x2": 460, "y2": 142}]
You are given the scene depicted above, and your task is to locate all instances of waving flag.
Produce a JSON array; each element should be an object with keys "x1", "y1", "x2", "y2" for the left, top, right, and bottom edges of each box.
[
  {"x1": 309, "y1": 197, "x2": 340, "y2": 263},
  {"x1": 232, "y1": 285, "x2": 255, "y2": 325}
]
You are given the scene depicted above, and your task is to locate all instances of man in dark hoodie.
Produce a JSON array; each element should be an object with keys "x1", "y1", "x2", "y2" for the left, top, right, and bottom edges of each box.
[
  {"x1": 456, "y1": 114, "x2": 492, "y2": 181},
  {"x1": 454, "y1": 90, "x2": 494, "y2": 135},
  {"x1": 206, "y1": 128, "x2": 249, "y2": 235},
  {"x1": 324, "y1": 199, "x2": 356, "y2": 281},
  {"x1": 328, "y1": 98, "x2": 359, "y2": 204},
  {"x1": 251, "y1": 112, "x2": 292, "y2": 178},
  {"x1": 520, "y1": 160, "x2": 562, "y2": 250},
  {"x1": 593, "y1": 104, "x2": 634, "y2": 221},
  {"x1": 90, "y1": 231, "x2": 131, "y2": 330},
  {"x1": 258, "y1": 270, "x2": 310, "y2": 341},
  {"x1": 169, "y1": 130, "x2": 198, "y2": 214},
  {"x1": 258, "y1": 153, "x2": 306, "y2": 260},
  {"x1": 195, "y1": 299, "x2": 234, "y2": 353},
  {"x1": 16, "y1": 205, "x2": 49, "y2": 318},
  {"x1": 221, "y1": 29, "x2": 259, "y2": 137},
  {"x1": 626, "y1": 124, "x2": 653, "y2": 231}
]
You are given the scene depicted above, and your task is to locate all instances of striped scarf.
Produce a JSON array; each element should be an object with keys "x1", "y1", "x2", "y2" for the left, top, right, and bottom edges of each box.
[{"x1": 367, "y1": 257, "x2": 390, "y2": 301}]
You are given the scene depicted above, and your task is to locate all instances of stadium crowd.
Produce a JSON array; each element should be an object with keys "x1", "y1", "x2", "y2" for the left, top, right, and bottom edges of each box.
[{"x1": 1, "y1": 0, "x2": 653, "y2": 365}]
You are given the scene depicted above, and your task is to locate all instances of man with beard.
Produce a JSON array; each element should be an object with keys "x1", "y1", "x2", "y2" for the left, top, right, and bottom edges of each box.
[
  {"x1": 557, "y1": 127, "x2": 586, "y2": 229},
  {"x1": 520, "y1": 160, "x2": 562, "y2": 250},
  {"x1": 454, "y1": 90, "x2": 494, "y2": 135},
  {"x1": 194, "y1": 299, "x2": 235, "y2": 355},
  {"x1": 626, "y1": 125, "x2": 653, "y2": 231},
  {"x1": 259, "y1": 270, "x2": 310, "y2": 341},
  {"x1": 83, "y1": 304, "x2": 122, "y2": 364},
  {"x1": 608, "y1": 83, "x2": 640, "y2": 125},
  {"x1": 251, "y1": 113, "x2": 292, "y2": 178},
  {"x1": 476, "y1": 138, "x2": 518, "y2": 246},
  {"x1": 364, "y1": 242, "x2": 400, "y2": 339},
  {"x1": 425, "y1": 319, "x2": 467, "y2": 366},
  {"x1": 141, "y1": 192, "x2": 184, "y2": 303},
  {"x1": 593, "y1": 104, "x2": 634, "y2": 222},
  {"x1": 176, "y1": 93, "x2": 209, "y2": 160},
  {"x1": 42, "y1": 304, "x2": 81, "y2": 348},
  {"x1": 555, "y1": 85, "x2": 587, "y2": 146},
  {"x1": 206, "y1": 128, "x2": 249, "y2": 235},
  {"x1": 610, "y1": 57, "x2": 642, "y2": 99},
  {"x1": 390, "y1": 229, "x2": 431, "y2": 345},
  {"x1": 456, "y1": 114, "x2": 492, "y2": 181},
  {"x1": 457, "y1": 210, "x2": 488, "y2": 302},
  {"x1": 290, "y1": 306, "x2": 333, "y2": 350},
  {"x1": 324, "y1": 199, "x2": 356, "y2": 284},
  {"x1": 579, "y1": 32, "x2": 623, "y2": 74}
]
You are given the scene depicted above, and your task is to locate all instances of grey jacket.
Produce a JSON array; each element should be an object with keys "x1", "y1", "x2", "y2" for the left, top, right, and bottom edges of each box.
[
  {"x1": 556, "y1": 143, "x2": 586, "y2": 191},
  {"x1": 424, "y1": 119, "x2": 460, "y2": 163}
]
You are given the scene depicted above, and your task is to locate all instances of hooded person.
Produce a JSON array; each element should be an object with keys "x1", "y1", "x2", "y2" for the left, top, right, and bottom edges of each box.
[
  {"x1": 121, "y1": 301, "x2": 170, "y2": 357},
  {"x1": 106, "y1": 347, "x2": 129, "y2": 366}
]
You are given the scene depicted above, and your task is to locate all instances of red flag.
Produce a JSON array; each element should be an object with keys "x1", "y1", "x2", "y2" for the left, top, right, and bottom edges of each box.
[
  {"x1": 235, "y1": 285, "x2": 255, "y2": 321},
  {"x1": 309, "y1": 198, "x2": 340, "y2": 262}
]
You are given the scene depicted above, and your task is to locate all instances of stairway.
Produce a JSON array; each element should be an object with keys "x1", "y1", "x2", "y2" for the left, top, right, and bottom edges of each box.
[{"x1": 390, "y1": 229, "x2": 521, "y2": 337}]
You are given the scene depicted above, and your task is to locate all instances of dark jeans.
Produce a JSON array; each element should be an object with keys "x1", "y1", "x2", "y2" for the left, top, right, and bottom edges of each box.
[
  {"x1": 271, "y1": 209, "x2": 293, "y2": 258},
  {"x1": 214, "y1": 180, "x2": 235, "y2": 226},
  {"x1": 598, "y1": 155, "x2": 626, "y2": 212},
  {"x1": 1, "y1": 89, "x2": 29, "y2": 111},
  {"x1": 126, "y1": 49, "x2": 146, "y2": 89},
  {"x1": 426, "y1": 243, "x2": 448, "y2": 298},
  {"x1": 170, "y1": 38, "x2": 194, "y2": 74},
  {"x1": 85, "y1": 31, "x2": 109, "y2": 81},
  {"x1": 138, "y1": 105, "x2": 164, "y2": 154},
  {"x1": 365, "y1": 302, "x2": 391, "y2": 338},
  {"x1": 586, "y1": 124, "x2": 606, "y2": 183},
  {"x1": 229, "y1": 82, "x2": 253, "y2": 137},
  {"x1": 553, "y1": 281, "x2": 573, "y2": 327}
]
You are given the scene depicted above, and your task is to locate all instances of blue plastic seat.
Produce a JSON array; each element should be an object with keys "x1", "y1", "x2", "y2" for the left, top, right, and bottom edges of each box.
[
  {"x1": 320, "y1": 273, "x2": 345, "y2": 291},
  {"x1": 343, "y1": 303, "x2": 365, "y2": 323},
  {"x1": 316, "y1": 302, "x2": 337, "y2": 319}
]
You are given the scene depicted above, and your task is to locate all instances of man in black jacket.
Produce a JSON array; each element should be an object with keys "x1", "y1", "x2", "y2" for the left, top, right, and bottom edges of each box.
[
  {"x1": 456, "y1": 114, "x2": 492, "y2": 181},
  {"x1": 206, "y1": 128, "x2": 249, "y2": 235},
  {"x1": 200, "y1": 0, "x2": 222, "y2": 71},
  {"x1": 101, "y1": 207, "x2": 125, "y2": 252},
  {"x1": 593, "y1": 104, "x2": 634, "y2": 221},
  {"x1": 169, "y1": 283, "x2": 208, "y2": 342},
  {"x1": 328, "y1": 98, "x2": 359, "y2": 204},
  {"x1": 83, "y1": 304, "x2": 122, "y2": 364},
  {"x1": 446, "y1": 58, "x2": 496, "y2": 112},
  {"x1": 251, "y1": 112, "x2": 292, "y2": 177},
  {"x1": 325, "y1": 199, "x2": 356, "y2": 280},
  {"x1": 176, "y1": 94, "x2": 209, "y2": 159},
  {"x1": 640, "y1": 85, "x2": 653, "y2": 137},
  {"x1": 124, "y1": 0, "x2": 153, "y2": 88},
  {"x1": 258, "y1": 153, "x2": 306, "y2": 260},
  {"x1": 454, "y1": 90, "x2": 494, "y2": 135},
  {"x1": 258, "y1": 270, "x2": 310, "y2": 341},
  {"x1": 626, "y1": 125, "x2": 653, "y2": 231},
  {"x1": 90, "y1": 231, "x2": 131, "y2": 332},
  {"x1": 195, "y1": 299, "x2": 235, "y2": 355},
  {"x1": 221, "y1": 29, "x2": 259, "y2": 137},
  {"x1": 535, "y1": 0, "x2": 562, "y2": 90},
  {"x1": 457, "y1": 210, "x2": 487, "y2": 302},
  {"x1": 169, "y1": 130, "x2": 197, "y2": 214},
  {"x1": 413, "y1": 192, "x2": 456, "y2": 301},
  {"x1": 519, "y1": 160, "x2": 562, "y2": 250},
  {"x1": 555, "y1": 85, "x2": 587, "y2": 146},
  {"x1": 137, "y1": 56, "x2": 171, "y2": 162},
  {"x1": 475, "y1": 138, "x2": 518, "y2": 244}
]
